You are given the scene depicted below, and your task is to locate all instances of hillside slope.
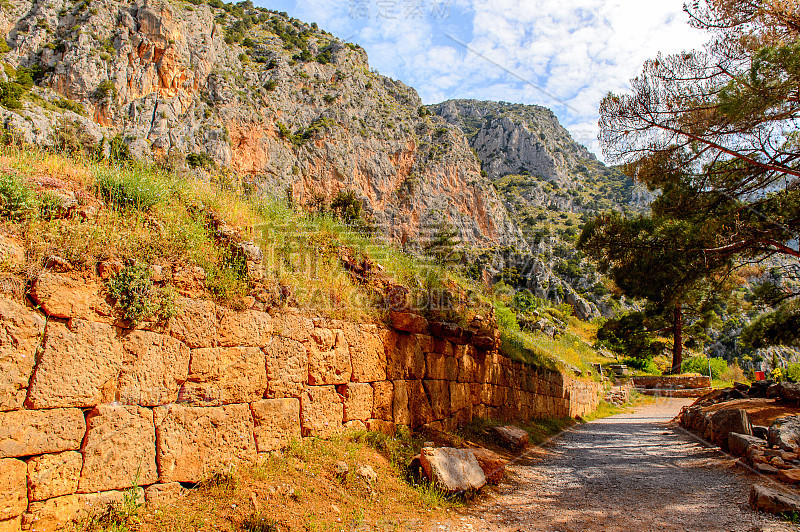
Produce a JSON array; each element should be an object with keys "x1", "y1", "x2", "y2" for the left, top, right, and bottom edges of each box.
[
  {"x1": 431, "y1": 100, "x2": 653, "y2": 317},
  {"x1": 0, "y1": 0, "x2": 520, "y2": 246}
]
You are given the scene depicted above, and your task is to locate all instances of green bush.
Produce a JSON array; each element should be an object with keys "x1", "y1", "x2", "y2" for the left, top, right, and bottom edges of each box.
[
  {"x1": 94, "y1": 80, "x2": 117, "y2": 100},
  {"x1": 0, "y1": 81, "x2": 24, "y2": 109},
  {"x1": 786, "y1": 363, "x2": 800, "y2": 383},
  {"x1": 105, "y1": 263, "x2": 176, "y2": 324},
  {"x1": 186, "y1": 152, "x2": 216, "y2": 170},
  {"x1": 108, "y1": 135, "x2": 131, "y2": 162},
  {"x1": 54, "y1": 98, "x2": 85, "y2": 115},
  {"x1": 53, "y1": 120, "x2": 97, "y2": 156},
  {"x1": 681, "y1": 356, "x2": 727, "y2": 379},
  {"x1": 202, "y1": 249, "x2": 248, "y2": 302},
  {"x1": 621, "y1": 356, "x2": 659, "y2": 374},
  {"x1": 494, "y1": 301, "x2": 519, "y2": 332},
  {"x1": 0, "y1": 173, "x2": 36, "y2": 220},
  {"x1": 94, "y1": 169, "x2": 162, "y2": 211},
  {"x1": 329, "y1": 190, "x2": 362, "y2": 224}
]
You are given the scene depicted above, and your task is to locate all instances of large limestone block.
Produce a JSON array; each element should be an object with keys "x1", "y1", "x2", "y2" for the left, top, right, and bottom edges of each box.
[
  {"x1": 493, "y1": 425, "x2": 529, "y2": 448},
  {"x1": 29, "y1": 274, "x2": 113, "y2": 322},
  {"x1": 118, "y1": 330, "x2": 190, "y2": 406},
  {"x1": 389, "y1": 312, "x2": 428, "y2": 334},
  {"x1": 768, "y1": 416, "x2": 800, "y2": 452},
  {"x1": 450, "y1": 382, "x2": 470, "y2": 413},
  {"x1": 423, "y1": 380, "x2": 450, "y2": 420},
  {"x1": 78, "y1": 404, "x2": 157, "y2": 493},
  {"x1": 749, "y1": 484, "x2": 800, "y2": 515},
  {"x1": 393, "y1": 380, "x2": 410, "y2": 425},
  {"x1": 166, "y1": 297, "x2": 218, "y2": 348},
  {"x1": 433, "y1": 338, "x2": 453, "y2": 357},
  {"x1": 272, "y1": 312, "x2": 314, "y2": 344},
  {"x1": 346, "y1": 327, "x2": 387, "y2": 383},
  {"x1": 387, "y1": 333, "x2": 425, "y2": 380},
  {"x1": 251, "y1": 398, "x2": 301, "y2": 452},
  {"x1": 27, "y1": 451, "x2": 82, "y2": 501},
  {"x1": 27, "y1": 320, "x2": 122, "y2": 409},
  {"x1": 419, "y1": 447, "x2": 486, "y2": 493},
  {"x1": 154, "y1": 404, "x2": 257, "y2": 483},
  {"x1": 144, "y1": 482, "x2": 186, "y2": 506},
  {"x1": 0, "y1": 516, "x2": 21, "y2": 532},
  {"x1": 365, "y1": 419, "x2": 395, "y2": 435},
  {"x1": 426, "y1": 352, "x2": 447, "y2": 380},
  {"x1": 181, "y1": 347, "x2": 266, "y2": 405},
  {"x1": 457, "y1": 354, "x2": 476, "y2": 383},
  {"x1": 470, "y1": 448, "x2": 505, "y2": 484},
  {"x1": 0, "y1": 458, "x2": 26, "y2": 520},
  {"x1": 218, "y1": 308, "x2": 273, "y2": 347},
  {"x1": 265, "y1": 336, "x2": 307, "y2": 398},
  {"x1": 711, "y1": 408, "x2": 752, "y2": 449},
  {"x1": 300, "y1": 386, "x2": 343, "y2": 438},
  {"x1": 371, "y1": 381, "x2": 393, "y2": 421},
  {"x1": 307, "y1": 329, "x2": 351, "y2": 385},
  {"x1": 416, "y1": 335, "x2": 434, "y2": 354},
  {"x1": 469, "y1": 383, "x2": 482, "y2": 406},
  {"x1": 0, "y1": 408, "x2": 85, "y2": 458},
  {"x1": 23, "y1": 494, "x2": 80, "y2": 532},
  {"x1": 0, "y1": 299, "x2": 45, "y2": 411},
  {"x1": 394, "y1": 380, "x2": 434, "y2": 428},
  {"x1": 25, "y1": 489, "x2": 144, "y2": 532},
  {"x1": 338, "y1": 383, "x2": 373, "y2": 422},
  {"x1": 727, "y1": 433, "x2": 764, "y2": 457}
]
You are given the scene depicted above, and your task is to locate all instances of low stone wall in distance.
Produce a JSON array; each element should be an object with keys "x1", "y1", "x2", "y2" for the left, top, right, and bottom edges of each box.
[
  {"x1": 632, "y1": 375, "x2": 713, "y2": 397},
  {"x1": 0, "y1": 273, "x2": 601, "y2": 532}
]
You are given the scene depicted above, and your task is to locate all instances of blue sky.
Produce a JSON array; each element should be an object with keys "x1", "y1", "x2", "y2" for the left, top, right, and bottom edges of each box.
[{"x1": 255, "y1": 0, "x2": 707, "y2": 158}]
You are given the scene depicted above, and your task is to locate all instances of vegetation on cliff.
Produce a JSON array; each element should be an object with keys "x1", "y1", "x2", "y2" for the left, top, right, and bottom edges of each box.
[{"x1": 582, "y1": 0, "x2": 800, "y2": 373}]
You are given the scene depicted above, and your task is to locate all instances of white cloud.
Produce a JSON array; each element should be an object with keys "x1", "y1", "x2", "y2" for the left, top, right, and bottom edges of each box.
[{"x1": 259, "y1": 0, "x2": 708, "y2": 159}]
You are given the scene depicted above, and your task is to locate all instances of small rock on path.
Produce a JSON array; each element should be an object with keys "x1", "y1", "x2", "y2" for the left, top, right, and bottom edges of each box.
[{"x1": 437, "y1": 398, "x2": 796, "y2": 531}]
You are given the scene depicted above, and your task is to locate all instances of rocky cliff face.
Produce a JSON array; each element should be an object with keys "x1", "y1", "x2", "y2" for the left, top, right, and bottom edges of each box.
[
  {"x1": 432, "y1": 100, "x2": 656, "y2": 318},
  {"x1": 0, "y1": 0, "x2": 520, "y2": 247},
  {"x1": 434, "y1": 99, "x2": 591, "y2": 186}
]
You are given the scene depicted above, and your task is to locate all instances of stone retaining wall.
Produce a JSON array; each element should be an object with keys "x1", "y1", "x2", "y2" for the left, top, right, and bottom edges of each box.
[
  {"x1": 0, "y1": 274, "x2": 601, "y2": 531},
  {"x1": 632, "y1": 375, "x2": 712, "y2": 389}
]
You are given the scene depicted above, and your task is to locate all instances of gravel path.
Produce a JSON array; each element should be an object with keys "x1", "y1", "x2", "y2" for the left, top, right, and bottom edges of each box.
[{"x1": 439, "y1": 398, "x2": 797, "y2": 532}]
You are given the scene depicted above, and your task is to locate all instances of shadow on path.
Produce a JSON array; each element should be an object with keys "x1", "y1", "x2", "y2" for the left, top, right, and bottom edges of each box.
[{"x1": 453, "y1": 398, "x2": 795, "y2": 532}]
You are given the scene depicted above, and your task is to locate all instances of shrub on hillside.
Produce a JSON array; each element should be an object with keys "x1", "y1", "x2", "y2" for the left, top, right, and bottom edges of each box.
[
  {"x1": 0, "y1": 173, "x2": 36, "y2": 220},
  {"x1": 94, "y1": 169, "x2": 162, "y2": 211},
  {"x1": 330, "y1": 190, "x2": 362, "y2": 224},
  {"x1": 681, "y1": 355, "x2": 727, "y2": 379},
  {"x1": 494, "y1": 301, "x2": 519, "y2": 332},
  {"x1": 186, "y1": 152, "x2": 216, "y2": 171},
  {"x1": 54, "y1": 98, "x2": 85, "y2": 115},
  {"x1": 53, "y1": 119, "x2": 97, "y2": 157},
  {"x1": 105, "y1": 263, "x2": 176, "y2": 324},
  {"x1": 621, "y1": 356, "x2": 659, "y2": 375},
  {"x1": 785, "y1": 363, "x2": 800, "y2": 383},
  {"x1": 94, "y1": 80, "x2": 117, "y2": 100},
  {"x1": 0, "y1": 81, "x2": 24, "y2": 109}
]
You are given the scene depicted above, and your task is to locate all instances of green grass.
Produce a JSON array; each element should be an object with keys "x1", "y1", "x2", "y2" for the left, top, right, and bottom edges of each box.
[
  {"x1": 0, "y1": 145, "x2": 489, "y2": 319},
  {"x1": 76, "y1": 485, "x2": 141, "y2": 532}
]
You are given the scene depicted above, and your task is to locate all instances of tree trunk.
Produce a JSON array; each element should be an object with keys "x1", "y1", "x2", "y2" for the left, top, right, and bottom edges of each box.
[{"x1": 670, "y1": 306, "x2": 683, "y2": 374}]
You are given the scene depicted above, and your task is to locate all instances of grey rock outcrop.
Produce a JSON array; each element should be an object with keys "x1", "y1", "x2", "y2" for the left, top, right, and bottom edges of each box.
[
  {"x1": 769, "y1": 416, "x2": 800, "y2": 452},
  {"x1": 750, "y1": 484, "x2": 800, "y2": 515},
  {"x1": 710, "y1": 408, "x2": 752, "y2": 449}
]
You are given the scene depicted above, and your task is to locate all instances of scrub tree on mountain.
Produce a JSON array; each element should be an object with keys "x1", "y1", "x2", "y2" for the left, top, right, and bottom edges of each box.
[{"x1": 584, "y1": 0, "x2": 800, "y2": 359}]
